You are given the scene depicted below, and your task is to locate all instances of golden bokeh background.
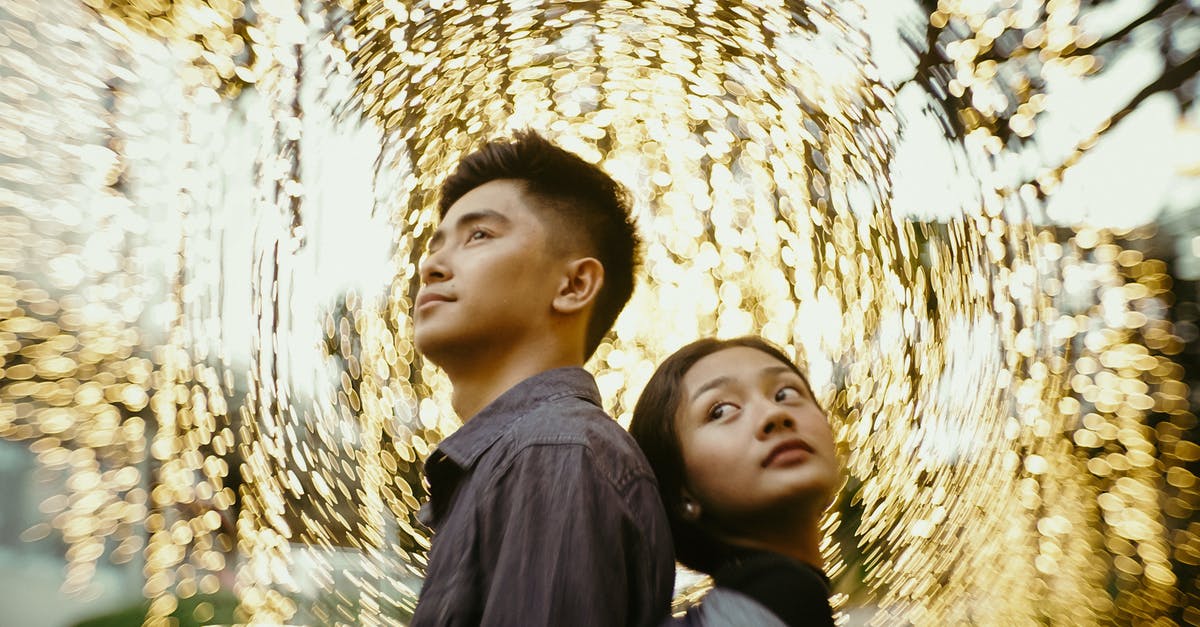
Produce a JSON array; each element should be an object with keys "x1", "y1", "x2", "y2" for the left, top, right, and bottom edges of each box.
[{"x1": 1, "y1": 0, "x2": 1197, "y2": 625}]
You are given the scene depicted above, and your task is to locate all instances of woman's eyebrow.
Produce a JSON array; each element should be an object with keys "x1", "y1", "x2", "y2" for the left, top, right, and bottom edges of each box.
[
  {"x1": 688, "y1": 365, "x2": 803, "y2": 403},
  {"x1": 689, "y1": 375, "x2": 733, "y2": 403},
  {"x1": 760, "y1": 365, "x2": 793, "y2": 378},
  {"x1": 762, "y1": 365, "x2": 815, "y2": 397}
]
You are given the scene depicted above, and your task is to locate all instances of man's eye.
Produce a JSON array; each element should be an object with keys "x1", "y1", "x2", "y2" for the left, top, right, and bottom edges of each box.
[
  {"x1": 707, "y1": 402, "x2": 735, "y2": 421},
  {"x1": 775, "y1": 386, "x2": 801, "y2": 402}
]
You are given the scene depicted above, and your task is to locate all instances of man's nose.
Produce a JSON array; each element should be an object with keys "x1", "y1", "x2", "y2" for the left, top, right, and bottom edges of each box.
[{"x1": 420, "y1": 249, "x2": 450, "y2": 284}]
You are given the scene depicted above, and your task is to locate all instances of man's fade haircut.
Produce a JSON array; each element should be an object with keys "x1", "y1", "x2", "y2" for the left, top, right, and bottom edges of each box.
[{"x1": 438, "y1": 129, "x2": 641, "y2": 359}]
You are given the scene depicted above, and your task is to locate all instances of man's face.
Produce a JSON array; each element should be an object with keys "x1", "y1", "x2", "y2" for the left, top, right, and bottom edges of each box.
[{"x1": 414, "y1": 179, "x2": 562, "y2": 364}]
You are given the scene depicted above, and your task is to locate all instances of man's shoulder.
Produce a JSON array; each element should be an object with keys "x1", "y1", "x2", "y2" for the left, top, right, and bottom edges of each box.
[
  {"x1": 499, "y1": 393, "x2": 654, "y2": 485},
  {"x1": 510, "y1": 392, "x2": 620, "y2": 439}
]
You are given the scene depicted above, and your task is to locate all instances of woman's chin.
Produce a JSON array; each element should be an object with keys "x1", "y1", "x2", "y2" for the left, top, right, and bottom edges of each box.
[{"x1": 763, "y1": 465, "x2": 838, "y2": 501}]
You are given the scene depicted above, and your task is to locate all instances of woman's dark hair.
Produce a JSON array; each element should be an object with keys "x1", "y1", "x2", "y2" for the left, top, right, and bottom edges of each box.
[
  {"x1": 628, "y1": 335, "x2": 816, "y2": 575},
  {"x1": 438, "y1": 129, "x2": 640, "y2": 360}
]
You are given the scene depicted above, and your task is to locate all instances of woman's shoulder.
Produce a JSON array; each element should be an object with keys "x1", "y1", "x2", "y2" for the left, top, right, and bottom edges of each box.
[
  {"x1": 664, "y1": 551, "x2": 835, "y2": 627},
  {"x1": 712, "y1": 549, "x2": 835, "y2": 627},
  {"x1": 665, "y1": 586, "x2": 789, "y2": 627}
]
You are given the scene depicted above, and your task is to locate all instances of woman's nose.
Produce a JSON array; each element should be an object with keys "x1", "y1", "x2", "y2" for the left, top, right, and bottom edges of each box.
[{"x1": 759, "y1": 407, "x2": 796, "y2": 436}]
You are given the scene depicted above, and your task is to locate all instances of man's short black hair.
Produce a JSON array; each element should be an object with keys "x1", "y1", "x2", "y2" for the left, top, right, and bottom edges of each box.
[{"x1": 438, "y1": 130, "x2": 640, "y2": 359}]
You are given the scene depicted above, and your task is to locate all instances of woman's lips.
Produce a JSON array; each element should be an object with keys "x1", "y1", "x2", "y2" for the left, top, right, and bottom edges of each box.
[{"x1": 762, "y1": 439, "x2": 814, "y2": 467}]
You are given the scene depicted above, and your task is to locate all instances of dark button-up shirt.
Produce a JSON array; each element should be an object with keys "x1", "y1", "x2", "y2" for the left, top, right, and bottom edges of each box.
[{"x1": 410, "y1": 367, "x2": 675, "y2": 627}]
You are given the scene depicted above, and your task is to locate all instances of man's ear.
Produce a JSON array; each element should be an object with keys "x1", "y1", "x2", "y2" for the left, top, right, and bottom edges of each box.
[{"x1": 552, "y1": 257, "x2": 604, "y2": 315}]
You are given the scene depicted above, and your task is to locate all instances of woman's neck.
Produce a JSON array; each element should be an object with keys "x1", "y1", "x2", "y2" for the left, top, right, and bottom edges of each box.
[
  {"x1": 723, "y1": 532, "x2": 823, "y2": 571},
  {"x1": 713, "y1": 509, "x2": 825, "y2": 571}
]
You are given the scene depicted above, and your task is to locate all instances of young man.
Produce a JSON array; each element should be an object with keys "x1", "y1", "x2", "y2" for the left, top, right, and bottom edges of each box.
[{"x1": 409, "y1": 130, "x2": 675, "y2": 626}]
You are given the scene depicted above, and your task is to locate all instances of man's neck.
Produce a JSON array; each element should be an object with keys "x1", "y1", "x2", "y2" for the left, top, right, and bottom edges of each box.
[{"x1": 444, "y1": 341, "x2": 583, "y2": 419}]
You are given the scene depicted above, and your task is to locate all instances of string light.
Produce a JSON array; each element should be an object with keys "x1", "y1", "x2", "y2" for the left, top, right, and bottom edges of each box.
[{"x1": 0, "y1": 0, "x2": 1194, "y2": 625}]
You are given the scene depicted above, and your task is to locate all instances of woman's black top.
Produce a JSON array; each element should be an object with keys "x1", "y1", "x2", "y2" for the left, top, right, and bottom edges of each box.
[{"x1": 708, "y1": 547, "x2": 835, "y2": 627}]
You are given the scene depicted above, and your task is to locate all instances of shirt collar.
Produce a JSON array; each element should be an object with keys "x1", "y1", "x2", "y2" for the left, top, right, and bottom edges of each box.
[{"x1": 430, "y1": 366, "x2": 602, "y2": 471}]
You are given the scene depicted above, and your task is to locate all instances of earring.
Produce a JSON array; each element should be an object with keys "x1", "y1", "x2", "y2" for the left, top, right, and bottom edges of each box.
[{"x1": 682, "y1": 500, "x2": 701, "y2": 521}]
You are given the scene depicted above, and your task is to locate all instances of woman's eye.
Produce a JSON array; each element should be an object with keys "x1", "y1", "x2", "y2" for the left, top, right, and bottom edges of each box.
[
  {"x1": 468, "y1": 229, "x2": 490, "y2": 241},
  {"x1": 707, "y1": 402, "x2": 735, "y2": 421},
  {"x1": 775, "y1": 386, "x2": 801, "y2": 402}
]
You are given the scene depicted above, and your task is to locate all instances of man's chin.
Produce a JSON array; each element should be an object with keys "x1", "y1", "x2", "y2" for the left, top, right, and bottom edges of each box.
[
  {"x1": 412, "y1": 328, "x2": 440, "y2": 359},
  {"x1": 413, "y1": 327, "x2": 466, "y2": 365}
]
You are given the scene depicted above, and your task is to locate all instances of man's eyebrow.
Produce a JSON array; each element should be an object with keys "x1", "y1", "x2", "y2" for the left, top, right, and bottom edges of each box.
[
  {"x1": 454, "y1": 209, "x2": 512, "y2": 228},
  {"x1": 427, "y1": 209, "x2": 511, "y2": 250}
]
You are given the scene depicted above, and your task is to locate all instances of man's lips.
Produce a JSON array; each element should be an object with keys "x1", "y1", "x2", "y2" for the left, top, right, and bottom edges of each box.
[
  {"x1": 415, "y1": 292, "x2": 454, "y2": 310},
  {"x1": 762, "y1": 439, "x2": 814, "y2": 467}
]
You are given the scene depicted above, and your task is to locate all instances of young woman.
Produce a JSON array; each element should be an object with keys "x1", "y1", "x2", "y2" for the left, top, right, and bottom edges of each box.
[{"x1": 630, "y1": 336, "x2": 839, "y2": 627}]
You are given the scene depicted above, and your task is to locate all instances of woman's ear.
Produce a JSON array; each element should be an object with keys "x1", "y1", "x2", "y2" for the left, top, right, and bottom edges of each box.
[{"x1": 552, "y1": 257, "x2": 604, "y2": 315}]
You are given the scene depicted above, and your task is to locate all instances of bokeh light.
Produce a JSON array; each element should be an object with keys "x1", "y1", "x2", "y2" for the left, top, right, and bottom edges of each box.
[{"x1": 1, "y1": 0, "x2": 1197, "y2": 625}]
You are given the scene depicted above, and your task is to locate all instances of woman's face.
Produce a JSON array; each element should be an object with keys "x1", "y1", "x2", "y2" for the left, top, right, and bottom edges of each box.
[{"x1": 675, "y1": 346, "x2": 839, "y2": 530}]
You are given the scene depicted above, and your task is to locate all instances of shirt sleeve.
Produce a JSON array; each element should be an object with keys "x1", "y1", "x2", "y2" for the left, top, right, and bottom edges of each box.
[{"x1": 475, "y1": 442, "x2": 660, "y2": 626}]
